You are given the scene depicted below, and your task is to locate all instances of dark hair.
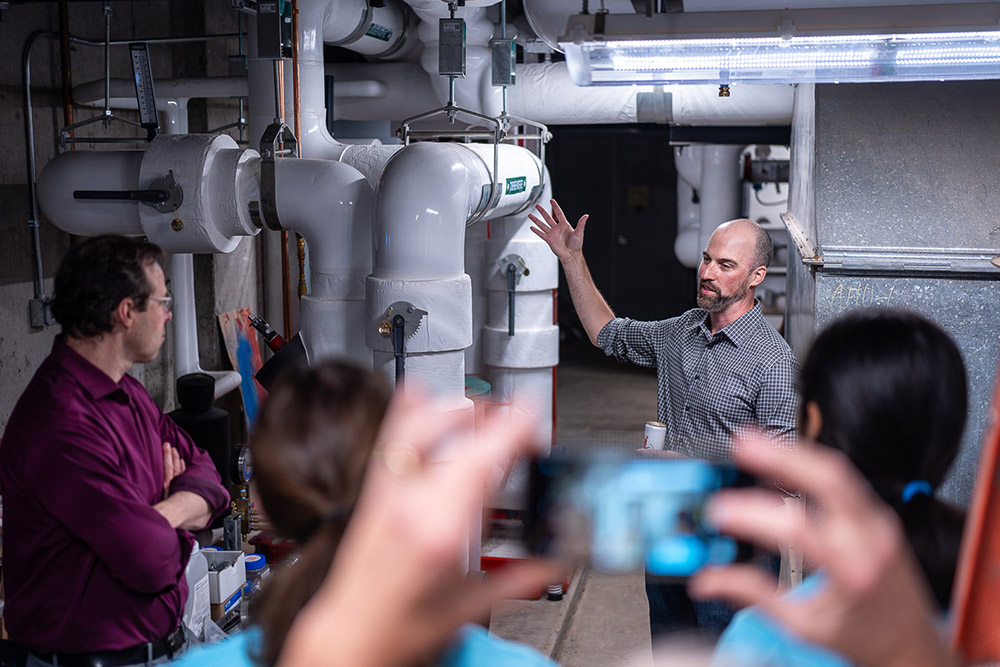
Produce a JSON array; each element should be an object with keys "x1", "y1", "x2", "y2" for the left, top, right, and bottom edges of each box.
[
  {"x1": 251, "y1": 360, "x2": 392, "y2": 666},
  {"x1": 50, "y1": 235, "x2": 164, "y2": 338},
  {"x1": 800, "y1": 309, "x2": 967, "y2": 609}
]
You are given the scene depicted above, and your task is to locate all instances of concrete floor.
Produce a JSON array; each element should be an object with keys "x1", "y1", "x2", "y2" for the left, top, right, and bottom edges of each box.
[{"x1": 489, "y1": 341, "x2": 659, "y2": 667}]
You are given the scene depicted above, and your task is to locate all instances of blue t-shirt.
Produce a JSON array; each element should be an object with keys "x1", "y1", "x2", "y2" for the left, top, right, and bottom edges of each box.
[
  {"x1": 170, "y1": 624, "x2": 557, "y2": 667},
  {"x1": 710, "y1": 574, "x2": 853, "y2": 667}
]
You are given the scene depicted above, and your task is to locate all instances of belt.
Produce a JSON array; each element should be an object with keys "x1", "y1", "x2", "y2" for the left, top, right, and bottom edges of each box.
[{"x1": 30, "y1": 627, "x2": 185, "y2": 667}]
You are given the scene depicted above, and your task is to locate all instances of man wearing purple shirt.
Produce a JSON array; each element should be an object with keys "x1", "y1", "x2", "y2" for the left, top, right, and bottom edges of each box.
[{"x1": 0, "y1": 236, "x2": 229, "y2": 666}]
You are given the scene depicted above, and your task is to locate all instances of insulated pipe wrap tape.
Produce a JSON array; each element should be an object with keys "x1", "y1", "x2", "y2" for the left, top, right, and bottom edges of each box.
[
  {"x1": 483, "y1": 325, "x2": 559, "y2": 368},
  {"x1": 373, "y1": 350, "x2": 471, "y2": 402},
  {"x1": 487, "y1": 291, "x2": 554, "y2": 330},
  {"x1": 309, "y1": 274, "x2": 367, "y2": 301},
  {"x1": 300, "y1": 297, "x2": 371, "y2": 368},
  {"x1": 365, "y1": 275, "x2": 472, "y2": 354}
]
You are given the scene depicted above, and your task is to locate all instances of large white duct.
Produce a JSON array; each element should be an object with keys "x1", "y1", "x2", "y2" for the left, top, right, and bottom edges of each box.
[
  {"x1": 522, "y1": 0, "x2": 636, "y2": 52},
  {"x1": 274, "y1": 158, "x2": 374, "y2": 367},
  {"x1": 37, "y1": 134, "x2": 258, "y2": 254},
  {"x1": 366, "y1": 141, "x2": 543, "y2": 403},
  {"x1": 326, "y1": 61, "x2": 795, "y2": 125}
]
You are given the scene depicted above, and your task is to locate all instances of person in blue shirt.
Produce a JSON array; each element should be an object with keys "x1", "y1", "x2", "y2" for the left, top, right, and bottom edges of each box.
[
  {"x1": 705, "y1": 309, "x2": 967, "y2": 667},
  {"x1": 171, "y1": 360, "x2": 557, "y2": 667}
]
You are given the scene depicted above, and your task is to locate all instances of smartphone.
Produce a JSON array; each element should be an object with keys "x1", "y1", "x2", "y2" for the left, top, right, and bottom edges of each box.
[{"x1": 524, "y1": 454, "x2": 753, "y2": 579}]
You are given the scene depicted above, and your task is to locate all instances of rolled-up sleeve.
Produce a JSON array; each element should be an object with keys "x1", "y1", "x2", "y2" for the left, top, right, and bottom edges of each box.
[
  {"x1": 157, "y1": 410, "x2": 230, "y2": 522},
  {"x1": 597, "y1": 317, "x2": 668, "y2": 368}
]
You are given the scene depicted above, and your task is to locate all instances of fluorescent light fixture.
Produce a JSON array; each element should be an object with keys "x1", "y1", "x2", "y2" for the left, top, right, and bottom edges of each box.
[{"x1": 558, "y1": 4, "x2": 1000, "y2": 85}]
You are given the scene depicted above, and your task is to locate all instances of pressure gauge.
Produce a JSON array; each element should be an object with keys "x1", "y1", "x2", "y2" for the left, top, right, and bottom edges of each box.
[{"x1": 230, "y1": 443, "x2": 254, "y2": 484}]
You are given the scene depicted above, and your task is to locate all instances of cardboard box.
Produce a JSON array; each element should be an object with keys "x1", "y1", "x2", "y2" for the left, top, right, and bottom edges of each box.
[
  {"x1": 210, "y1": 587, "x2": 242, "y2": 623},
  {"x1": 203, "y1": 550, "x2": 246, "y2": 604}
]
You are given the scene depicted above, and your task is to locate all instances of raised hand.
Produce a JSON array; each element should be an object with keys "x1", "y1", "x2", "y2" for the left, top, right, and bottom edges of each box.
[{"x1": 529, "y1": 199, "x2": 589, "y2": 263}]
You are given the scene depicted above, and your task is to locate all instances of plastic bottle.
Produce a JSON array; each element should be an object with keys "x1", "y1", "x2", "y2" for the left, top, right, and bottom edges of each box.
[
  {"x1": 239, "y1": 554, "x2": 270, "y2": 624},
  {"x1": 183, "y1": 543, "x2": 211, "y2": 640}
]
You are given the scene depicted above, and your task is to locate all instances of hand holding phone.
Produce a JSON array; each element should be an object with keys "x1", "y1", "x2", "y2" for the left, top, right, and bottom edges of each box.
[{"x1": 524, "y1": 455, "x2": 752, "y2": 579}]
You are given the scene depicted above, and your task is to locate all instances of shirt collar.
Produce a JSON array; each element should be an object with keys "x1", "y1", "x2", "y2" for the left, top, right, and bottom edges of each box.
[
  {"x1": 50, "y1": 336, "x2": 126, "y2": 401},
  {"x1": 692, "y1": 301, "x2": 764, "y2": 347}
]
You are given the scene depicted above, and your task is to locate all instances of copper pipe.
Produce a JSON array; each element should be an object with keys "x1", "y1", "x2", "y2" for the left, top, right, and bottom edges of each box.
[
  {"x1": 281, "y1": 230, "x2": 292, "y2": 340},
  {"x1": 273, "y1": 51, "x2": 294, "y2": 339},
  {"x1": 297, "y1": 234, "x2": 307, "y2": 297},
  {"x1": 291, "y1": 2, "x2": 308, "y2": 303}
]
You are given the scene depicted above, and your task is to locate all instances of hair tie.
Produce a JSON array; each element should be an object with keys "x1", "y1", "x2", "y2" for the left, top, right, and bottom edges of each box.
[{"x1": 902, "y1": 480, "x2": 933, "y2": 504}]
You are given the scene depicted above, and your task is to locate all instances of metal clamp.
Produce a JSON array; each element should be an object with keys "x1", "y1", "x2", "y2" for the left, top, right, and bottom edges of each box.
[{"x1": 257, "y1": 121, "x2": 299, "y2": 231}]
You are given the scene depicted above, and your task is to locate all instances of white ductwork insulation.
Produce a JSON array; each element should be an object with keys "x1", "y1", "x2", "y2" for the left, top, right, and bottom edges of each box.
[
  {"x1": 37, "y1": 134, "x2": 259, "y2": 254},
  {"x1": 522, "y1": 0, "x2": 637, "y2": 52},
  {"x1": 327, "y1": 61, "x2": 795, "y2": 125},
  {"x1": 674, "y1": 145, "x2": 703, "y2": 269},
  {"x1": 273, "y1": 158, "x2": 375, "y2": 368},
  {"x1": 366, "y1": 141, "x2": 543, "y2": 408},
  {"x1": 698, "y1": 145, "x2": 744, "y2": 253}
]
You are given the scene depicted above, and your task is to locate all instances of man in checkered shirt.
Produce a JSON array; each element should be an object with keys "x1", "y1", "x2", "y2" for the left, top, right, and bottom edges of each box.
[{"x1": 530, "y1": 198, "x2": 797, "y2": 640}]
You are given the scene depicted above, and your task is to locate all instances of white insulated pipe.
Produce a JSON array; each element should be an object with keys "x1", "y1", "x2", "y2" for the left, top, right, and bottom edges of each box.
[
  {"x1": 170, "y1": 253, "x2": 243, "y2": 398},
  {"x1": 483, "y1": 175, "x2": 558, "y2": 509},
  {"x1": 522, "y1": 0, "x2": 636, "y2": 52},
  {"x1": 326, "y1": 61, "x2": 795, "y2": 125},
  {"x1": 274, "y1": 158, "x2": 375, "y2": 368},
  {"x1": 367, "y1": 141, "x2": 543, "y2": 403},
  {"x1": 37, "y1": 135, "x2": 258, "y2": 254},
  {"x1": 698, "y1": 145, "x2": 744, "y2": 254},
  {"x1": 464, "y1": 218, "x2": 489, "y2": 377},
  {"x1": 674, "y1": 145, "x2": 703, "y2": 269}
]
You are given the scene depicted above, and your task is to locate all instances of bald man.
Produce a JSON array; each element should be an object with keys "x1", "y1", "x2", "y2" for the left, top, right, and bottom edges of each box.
[{"x1": 531, "y1": 200, "x2": 797, "y2": 640}]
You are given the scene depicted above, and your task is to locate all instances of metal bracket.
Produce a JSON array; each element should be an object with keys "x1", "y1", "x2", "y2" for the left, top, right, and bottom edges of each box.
[
  {"x1": 146, "y1": 170, "x2": 184, "y2": 213},
  {"x1": 378, "y1": 301, "x2": 427, "y2": 388},
  {"x1": 779, "y1": 211, "x2": 823, "y2": 267},
  {"x1": 499, "y1": 254, "x2": 528, "y2": 336},
  {"x1": 72, "y1": 169, "x2": 183, "y2": 214},
  {"x1": 258, "y1": 121, "x2": 299, "y2": 231}
]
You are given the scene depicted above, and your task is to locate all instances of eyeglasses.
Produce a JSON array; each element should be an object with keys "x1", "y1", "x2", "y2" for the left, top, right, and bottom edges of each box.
[{"x1": 148, "y1": 291, "x2": 173, "y2": 313}]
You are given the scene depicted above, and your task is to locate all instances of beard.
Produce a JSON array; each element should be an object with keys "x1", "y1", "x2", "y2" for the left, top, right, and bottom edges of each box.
[{"x1": 696, "y1": 275, "x2": 752, "y2": 313}]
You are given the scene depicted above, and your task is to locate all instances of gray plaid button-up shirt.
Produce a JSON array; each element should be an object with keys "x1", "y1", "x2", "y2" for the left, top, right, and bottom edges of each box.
[{"x1": 597, "y1": 302, "x2": 797, "y2": 460}]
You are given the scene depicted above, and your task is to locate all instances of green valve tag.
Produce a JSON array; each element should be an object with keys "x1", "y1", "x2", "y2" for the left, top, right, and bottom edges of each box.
[
  {"x1": 366, "y1": 23, "x2": 393, "y2": 42},
  {"x1": 505, "y1": 176, "x2": 527, "y2": 195}
]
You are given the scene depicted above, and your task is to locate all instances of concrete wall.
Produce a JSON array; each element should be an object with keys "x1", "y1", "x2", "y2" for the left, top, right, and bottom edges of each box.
[{"x1": 1, "y1": 2, "x2": 258, "y2": 430}]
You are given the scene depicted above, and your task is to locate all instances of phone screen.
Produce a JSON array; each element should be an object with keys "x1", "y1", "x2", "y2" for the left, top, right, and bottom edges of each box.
[{"x1": 525, "y1": 456, "x2": 751, "y2": 579}]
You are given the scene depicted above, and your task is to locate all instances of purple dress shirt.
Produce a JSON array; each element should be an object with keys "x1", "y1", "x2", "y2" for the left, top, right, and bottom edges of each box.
[{"x1": 0, "y1": 338, "x2": 229, "y2": 653}]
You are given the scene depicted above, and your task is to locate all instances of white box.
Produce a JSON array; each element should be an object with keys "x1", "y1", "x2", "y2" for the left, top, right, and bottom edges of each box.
[{"x1": 203, "y1": 551, "x2": 246, "y2": 604}]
